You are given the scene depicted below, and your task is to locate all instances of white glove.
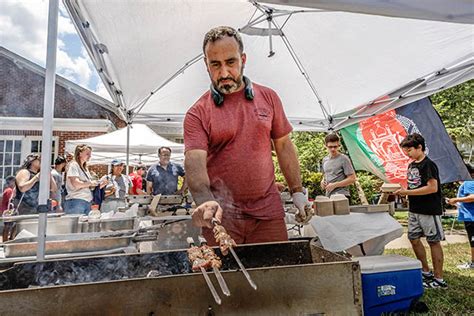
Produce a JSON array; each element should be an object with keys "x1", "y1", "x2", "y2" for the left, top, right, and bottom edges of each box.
[{"x1": 292, "y1": 192, "x2": 314, "y2": 224}]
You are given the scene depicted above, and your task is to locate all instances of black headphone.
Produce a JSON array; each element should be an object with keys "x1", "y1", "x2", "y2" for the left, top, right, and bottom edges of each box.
[{"x1": 210, "y1": 76, "x2": 254, "y2": 106}]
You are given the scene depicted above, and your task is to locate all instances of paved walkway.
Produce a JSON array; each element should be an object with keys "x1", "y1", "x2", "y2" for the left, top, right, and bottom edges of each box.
[{"x1": 386, "y1": 232, "x2": 468, "y2": 249}]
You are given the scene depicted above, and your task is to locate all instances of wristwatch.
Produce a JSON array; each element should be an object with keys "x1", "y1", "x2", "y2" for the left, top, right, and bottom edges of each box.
[{"x1": 289, "y1": 186, "x2": 304, "y2": 194}]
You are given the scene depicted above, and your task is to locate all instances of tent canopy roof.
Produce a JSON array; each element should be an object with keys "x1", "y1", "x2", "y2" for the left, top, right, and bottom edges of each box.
[
  {"x1": 65, "y1": 123, "x2": 184, "y2": 155},
  {"x1": 64, "y1": 0, "x2": 474, "y2": 131}
]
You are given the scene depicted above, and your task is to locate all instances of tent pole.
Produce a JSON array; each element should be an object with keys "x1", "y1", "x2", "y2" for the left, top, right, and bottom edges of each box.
[
  {"x1": 126, "y1": 117, "x2": 131, "y2": 174},
  {"x1": 37, "y1": 0, "x2": 59, "y2": 261}
]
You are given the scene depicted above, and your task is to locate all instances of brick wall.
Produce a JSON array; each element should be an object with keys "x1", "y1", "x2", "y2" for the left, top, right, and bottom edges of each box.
[
  {"x1": 0, "y1": 51, "x2": 128, "y2": 180},
  {"x1": 0, "y1": 54, "x2": 125, "y2": 128}
]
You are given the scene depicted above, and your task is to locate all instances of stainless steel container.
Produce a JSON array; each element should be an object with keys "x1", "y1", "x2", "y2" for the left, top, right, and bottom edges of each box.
[
  {"x1": 0, "y1": 240, "x2": 363, "y2": 315},
  {"x1": 79, "y1": 217, "x2": 136, "y2": 233},
  {"x1": 13, "y1": 216, "x2": 80, "y2": 237},
  {"x1": 79, "y1": 219, "x2": 101, "y2": 233},
  {"x1": 100, "y1": 217, "x2": 136, "y2": 231},
  {"x1": 127, "y1": 195, "x2": 152, "y2": 205},
  {"x1": 2, "y1": 232, "x2": 134, "y2": 257}
]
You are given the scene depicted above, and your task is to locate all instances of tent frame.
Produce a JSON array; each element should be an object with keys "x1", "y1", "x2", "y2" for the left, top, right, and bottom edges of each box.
[{"x1": 64, "y1": 0, "x2": 473, "y2": 132}]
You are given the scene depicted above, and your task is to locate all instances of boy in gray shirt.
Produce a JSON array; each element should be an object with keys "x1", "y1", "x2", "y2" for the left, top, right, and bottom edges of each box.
[{"x1": 321, "y1": 133, "x2": 356, "y2": 199}]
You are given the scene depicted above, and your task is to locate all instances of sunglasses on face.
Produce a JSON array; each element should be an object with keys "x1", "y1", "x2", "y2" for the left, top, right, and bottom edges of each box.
[{"x1": 326, "y1": 145, "x2": 339, "y2": 149}]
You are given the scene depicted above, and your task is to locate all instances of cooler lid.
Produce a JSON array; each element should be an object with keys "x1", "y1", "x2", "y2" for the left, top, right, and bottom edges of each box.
[{"x1": 355, "y1": 255, "x2": 422, "y2": 274}]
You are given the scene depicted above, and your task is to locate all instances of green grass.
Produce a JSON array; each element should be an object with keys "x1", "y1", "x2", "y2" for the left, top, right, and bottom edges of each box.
[{"x1": 385, "y1": 243, "x2": 474, "y2": 315}]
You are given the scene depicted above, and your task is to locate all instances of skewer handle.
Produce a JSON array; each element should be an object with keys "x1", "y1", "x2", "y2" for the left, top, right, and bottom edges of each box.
[
  {"x1": 186, "y1": 237, "x2": 195, "y2": 246},
  {"x1": 198, "y1": 235, "x2": 207, "y2": 245}
]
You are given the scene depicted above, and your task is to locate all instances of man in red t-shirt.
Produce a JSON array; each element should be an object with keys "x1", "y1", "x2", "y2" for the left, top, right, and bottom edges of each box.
[
  {"x1": 129, "y1": 164, "x2": 147, "y2": 195},
  {"x1": 184, "y1": 26, "x2": 312, "y2": 245},
  {"x1": 1, "y1": 176, "x2": 16, "y2": 214}
]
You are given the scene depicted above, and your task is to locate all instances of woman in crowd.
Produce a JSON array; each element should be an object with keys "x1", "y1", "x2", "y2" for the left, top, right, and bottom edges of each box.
[
  {"x1": 14, "y1": 154, "x2": 57, "y2": 214},
  {"x1": 100, "y1": 159, "x2": 131, "y2": 212},
  {"x1": 65, "y1": 145, "x2": 107, "y2": 214}
]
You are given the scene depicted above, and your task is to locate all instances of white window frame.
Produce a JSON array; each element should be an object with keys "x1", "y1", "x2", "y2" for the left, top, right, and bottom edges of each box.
[
  {"x1": 24, "y1": 136, "x2": 59, "y2": 162},
  {"x1": 0, "y1": 136, "x2": 24, "y2": 189}
]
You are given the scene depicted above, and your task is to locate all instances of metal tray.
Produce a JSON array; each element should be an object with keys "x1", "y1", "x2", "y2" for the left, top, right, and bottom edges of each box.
[
  {"x1": 127, "y1": 195, "x2": 152, "y2": 205},
  {"x1": 350, "y1": 204, "x2": 390, "y2": 213},
  {"x1": 158, "y1": 195, "x2": 183, "y2": 205},
  {"x1": 13, "y1": 216, "x2": 80, "y2": 237},
  {"x1": 79, "y1": 217, "x2": 137, "y2": 233},
  {"x1": 2, "y1": 232, "x2": 134, "y2": 257}
]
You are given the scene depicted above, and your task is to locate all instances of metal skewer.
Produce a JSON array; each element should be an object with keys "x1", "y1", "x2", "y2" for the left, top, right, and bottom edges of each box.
[
  {"x1": 228, "y1": 246, "x2": 257, "y2": 290},
  {"x1": 211, "y1": 218, "x2": 257, "y2": 290},
  {"x1": 187, "y1": 237, "x2": 222, "y2": 305},
  {"x1": 198, "y1": 236, "x2": 231, "y2": 296}
]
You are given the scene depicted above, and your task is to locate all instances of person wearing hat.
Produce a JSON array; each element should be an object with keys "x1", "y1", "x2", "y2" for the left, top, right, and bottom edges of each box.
[{"x1": 100, "y1": 159, "x2": 132, "y2": 212}]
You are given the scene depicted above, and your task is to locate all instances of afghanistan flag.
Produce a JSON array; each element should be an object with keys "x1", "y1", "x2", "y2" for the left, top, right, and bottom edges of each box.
[{"x1": 340, "y1": 98, "x2": 469, "y2": 187}]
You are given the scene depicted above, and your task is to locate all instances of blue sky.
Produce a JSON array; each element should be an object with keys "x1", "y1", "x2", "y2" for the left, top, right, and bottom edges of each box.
[{"x1": 0, "y1": 0, "x2": 109, "y2": 99}]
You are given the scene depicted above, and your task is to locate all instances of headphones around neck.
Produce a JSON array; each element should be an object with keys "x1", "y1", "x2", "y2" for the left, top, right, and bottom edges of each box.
[{"x1": 210, "y1": 76, "x2": 254, "y2": 106}]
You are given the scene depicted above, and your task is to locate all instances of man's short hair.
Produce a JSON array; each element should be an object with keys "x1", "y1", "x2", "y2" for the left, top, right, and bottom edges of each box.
[
  {"x1": 54, "y1": 156, "x2": 66, "y2": 166},
  {"x1": 325, "y1": 133, "x2": 340, "y2": 144},
  {"x1": 400, "y1": 133, "x2": 426, "y2": 151},
  {"x1": 158, "y1": 146, "x2": 172, "y2": 155},
  {"x1": 135, "y1": 164, "x2": 146, "y2": 171},
  {"x1": 203, "y1": 26, "x2": 244, "y2": 54}
]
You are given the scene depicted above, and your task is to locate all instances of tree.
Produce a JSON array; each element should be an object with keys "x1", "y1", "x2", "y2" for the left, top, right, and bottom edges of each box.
[{"x1": 431, "y1": 80, "x2": 474, "y2": 145}]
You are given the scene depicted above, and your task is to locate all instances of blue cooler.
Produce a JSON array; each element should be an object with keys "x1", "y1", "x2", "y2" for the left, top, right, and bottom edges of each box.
[{"x1": 357, "y1": 255, "x2": 424, "y2": 316}]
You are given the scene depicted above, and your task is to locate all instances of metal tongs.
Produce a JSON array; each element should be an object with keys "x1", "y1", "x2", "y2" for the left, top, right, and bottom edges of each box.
[
  {"x1": 211, "y1": 218, "x2": 257, "y2": 290},
  {"x1": 187, "y1": 237, "x2": 224, "y2": 305}
]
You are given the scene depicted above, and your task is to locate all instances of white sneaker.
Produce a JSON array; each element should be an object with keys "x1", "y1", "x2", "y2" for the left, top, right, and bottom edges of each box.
[{"x1": 457, "y1": 262, "x2": 474, "y2": 270}]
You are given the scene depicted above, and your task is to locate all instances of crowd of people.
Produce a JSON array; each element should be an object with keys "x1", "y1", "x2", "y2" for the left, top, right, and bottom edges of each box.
[{"x1": 0, "y1": 145, "x2": 186, "y2": 219}]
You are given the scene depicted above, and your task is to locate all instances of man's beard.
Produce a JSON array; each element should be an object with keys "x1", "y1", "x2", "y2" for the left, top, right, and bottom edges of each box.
[{"x1": 213, "y1": 67, "x2": 244, "y2": 95}]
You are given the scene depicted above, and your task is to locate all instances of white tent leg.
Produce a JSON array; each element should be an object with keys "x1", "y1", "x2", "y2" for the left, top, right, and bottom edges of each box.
[
  {"x1": 37, "y1": 0, "x2": 59, "y2": 261},
  {"x1": 126, "y1": 120, "x2": 131, "y2": 174}
]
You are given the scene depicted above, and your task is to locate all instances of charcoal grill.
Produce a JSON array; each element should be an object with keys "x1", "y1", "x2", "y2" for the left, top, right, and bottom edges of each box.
[{"x1": 0, "y1": 240, "x2": 362, "y2": 315}]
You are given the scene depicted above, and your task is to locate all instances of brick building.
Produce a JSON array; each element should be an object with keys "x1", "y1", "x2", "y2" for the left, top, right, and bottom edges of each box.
[{"x1": 0, "y1": 46, "x2": 126, "y2": 188}]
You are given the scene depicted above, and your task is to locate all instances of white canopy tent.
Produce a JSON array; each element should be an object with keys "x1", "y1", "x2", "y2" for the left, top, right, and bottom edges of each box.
[
  {"x1": 63, "y1": 0, "x2": 474, "y2": 131},
  {"x1": 65, "y1": 123, "x2": 184, "y2": 164},
  {"x1": 35, "y1": 0, "x2": 473, "y2": 258}
]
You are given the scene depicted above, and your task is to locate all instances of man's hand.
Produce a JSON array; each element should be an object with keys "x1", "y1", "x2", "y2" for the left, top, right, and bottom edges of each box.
[
  {"x1": 320, "y1": 179, "x2": 327, "y2": 190},
  {"x1": 325, "y1": 182, "x2": 337, "y2": 193},
  {"x1": 292, "y1": 192, "x2": 314, "y2": 224},
  {"x1": 394, "y1": 188, "x2": 409, "y2": 196},
  {"x1": 192, "y1": 200, "x2": 223, "y2": 228}
]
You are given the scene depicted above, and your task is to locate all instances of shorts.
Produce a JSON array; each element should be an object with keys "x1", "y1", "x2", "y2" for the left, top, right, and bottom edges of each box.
[
  {"x1": 408, "y1": 212, "x2": 445, "y2": 243},
  {"x1": 202, "y1": 216, "x2": 288, "y2": 246},
  {"x1": 464, "y1": 221, "x2": 474, "y2": 247}
]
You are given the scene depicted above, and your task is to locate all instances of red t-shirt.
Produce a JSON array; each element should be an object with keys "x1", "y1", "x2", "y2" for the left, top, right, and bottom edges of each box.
[
  {"x1": 129, "y1": 172, "x2": 143, "y2": 195},
  {"x1": 1, "y1": 187, "x2": 13, "y2": 213},
  {"x1": 184, "y1": 83, "x2": 292, "y2": 220}
]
